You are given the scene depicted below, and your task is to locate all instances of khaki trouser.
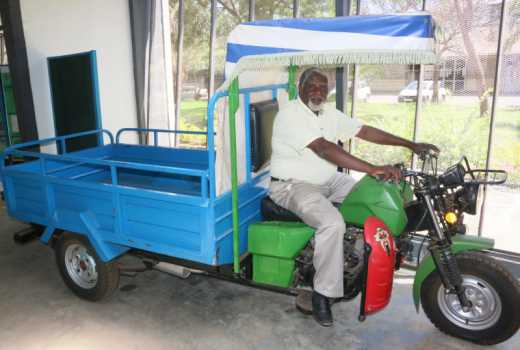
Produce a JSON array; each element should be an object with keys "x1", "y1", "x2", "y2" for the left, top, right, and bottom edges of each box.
[{"x1": 268, "y1": 173, "x2": 357, "y2": 298}]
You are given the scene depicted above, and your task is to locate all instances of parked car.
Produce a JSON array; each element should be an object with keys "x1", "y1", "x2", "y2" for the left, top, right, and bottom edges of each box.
[
  {"x1": 398, "y1": 80, "x2": 448, "y2": 102},
  {"x1": 329, "y1": 80, "x2": 371, "y2": 102}
]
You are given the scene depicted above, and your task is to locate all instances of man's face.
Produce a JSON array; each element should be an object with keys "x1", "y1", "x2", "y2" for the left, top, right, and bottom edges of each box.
[{"x1": 299, "y1": 73, "x2": 328, "y2": 112}]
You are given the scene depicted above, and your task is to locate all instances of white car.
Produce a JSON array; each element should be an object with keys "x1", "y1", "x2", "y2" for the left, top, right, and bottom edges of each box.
[{"x1": 398, "y1": 80, "x2": 448, "y2": 102}]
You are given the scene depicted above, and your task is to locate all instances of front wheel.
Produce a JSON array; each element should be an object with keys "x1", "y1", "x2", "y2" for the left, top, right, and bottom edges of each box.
[
  {"x1": 421, "y1": 252, "x2": 520, "y2": 345},
  {"x1": 55, "y1": 232, "x2": 120, "y2": 301}
]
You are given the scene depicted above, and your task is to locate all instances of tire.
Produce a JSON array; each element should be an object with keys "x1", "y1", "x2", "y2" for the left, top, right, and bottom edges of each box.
[
  {"x1": 420, "y1": 252, "x2": 520, "y2": 345},
  {"x1": 55, "y1": 232, "x2": 120, "y2": 301}
]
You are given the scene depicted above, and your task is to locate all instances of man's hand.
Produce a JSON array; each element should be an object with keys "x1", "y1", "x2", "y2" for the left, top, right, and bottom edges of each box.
[
  {"x1": 369, "y1": 165, "x2": 402, "y2": 183},
  {"x1": 411, "y1": 142, "x2": 440, "y2": 156}
]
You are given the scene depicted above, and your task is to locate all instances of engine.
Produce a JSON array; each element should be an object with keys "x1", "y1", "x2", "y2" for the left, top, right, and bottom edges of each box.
[{"x1": 293, "y1": 225, "x2": 365, "y2": 300}]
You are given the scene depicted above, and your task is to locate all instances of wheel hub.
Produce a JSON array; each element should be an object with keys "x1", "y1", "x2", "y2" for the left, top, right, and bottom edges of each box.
[
  {"x1": 437, "y1": 274, "x2": 501, "y2": 330},
  {"x1": 65, "y1": 243, "x2": 98, "y2": 289}
]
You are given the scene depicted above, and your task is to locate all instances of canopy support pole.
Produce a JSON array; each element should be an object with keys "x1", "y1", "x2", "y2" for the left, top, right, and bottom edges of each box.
[
  {"x1": 228, "y1": 78, "x2": 241, "y2": 274},
  {"x1": 288, "y1": 64, "x2": 298, "y2": 100}
]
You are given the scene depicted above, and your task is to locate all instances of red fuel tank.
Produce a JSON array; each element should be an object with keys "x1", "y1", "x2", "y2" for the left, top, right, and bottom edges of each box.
[{"x1": 362, "y1": 216, "x2": 396, "y2": 316}]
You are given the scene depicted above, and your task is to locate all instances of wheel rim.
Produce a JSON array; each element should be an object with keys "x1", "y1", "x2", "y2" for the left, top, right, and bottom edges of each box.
[
  {"x1": 437, "y1": 274, "x2": 502, "y2": 331},
  {"x1": 64, "y1": 243, "x2": 98, "y2": 289}
]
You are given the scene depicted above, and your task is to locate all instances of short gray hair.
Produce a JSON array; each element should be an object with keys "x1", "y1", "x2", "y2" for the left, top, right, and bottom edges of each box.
[{"x1": 298, "y1": 67, "x2": 327, "y2": 88}]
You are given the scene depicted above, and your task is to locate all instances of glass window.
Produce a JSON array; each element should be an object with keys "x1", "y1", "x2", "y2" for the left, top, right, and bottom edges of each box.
[
  {"x1": 255, "y1": 0, "x2": 293, "y2": 20},
  {"x1": 422, "y1": 0, "x2": 500, "y2": 237},
  {"x1": 299, "y1": 0, "x2": 335, "y2": 17},
  {"x1": 481, "y1": 0, "x2": 520, "y2": 252},
  {"x1": 175, "y1": 0, "x2": 212, "y2": 147}
]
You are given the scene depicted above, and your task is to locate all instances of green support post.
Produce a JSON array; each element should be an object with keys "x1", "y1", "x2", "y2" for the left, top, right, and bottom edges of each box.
[
  {"x1": 288, "y1": 64, "x2": 298, "y2": 100},
  {"x1": 228, "y1": 78, "x2": 241, "y2": 273}
]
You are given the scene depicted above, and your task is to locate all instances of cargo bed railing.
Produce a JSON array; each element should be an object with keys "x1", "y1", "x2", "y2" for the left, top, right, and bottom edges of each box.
[
  {"x1": 116, "y1": 128, "x2": 209, "y2": 146},
  {"x1": 3, "y1": 129, "x2": 115, "y2": 155},
  {"x1": 1, "y1": 129, "x2": 210, "y2": 199}
]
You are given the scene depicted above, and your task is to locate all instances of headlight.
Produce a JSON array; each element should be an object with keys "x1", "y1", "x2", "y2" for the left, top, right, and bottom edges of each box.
[
  {"x1": 440, "y1": 163, "x2": 465, "y2": 187},
  {"x1": 444, "y1": 212, "x2": 458, "y2": 225}
]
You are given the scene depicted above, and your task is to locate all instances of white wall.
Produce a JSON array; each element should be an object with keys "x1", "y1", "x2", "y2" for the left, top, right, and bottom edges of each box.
[{"x1": 20, "y1": 0, "x2": 139, "y2": 146}]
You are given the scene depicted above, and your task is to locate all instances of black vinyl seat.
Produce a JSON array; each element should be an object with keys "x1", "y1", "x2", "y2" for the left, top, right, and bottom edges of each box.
[
  {"x1": 261, "y1": 195, "x2": 342, "y2": 222},
  {"x1": 261, "y1": 196, "x2": 301, "y2": 222},
  {"x1": 250, "y1": 99, "x2": 278, "y2": 173}
]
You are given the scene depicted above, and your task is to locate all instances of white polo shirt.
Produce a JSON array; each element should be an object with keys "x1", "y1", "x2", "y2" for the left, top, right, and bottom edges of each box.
[{"x1": 271, "y1": 98, "x2": 363, "y2": 185}]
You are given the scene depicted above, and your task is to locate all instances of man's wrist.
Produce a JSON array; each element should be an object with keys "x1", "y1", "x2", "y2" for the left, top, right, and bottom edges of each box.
[
  {"x1": 366, "y1": 164, "x2": 378, "y2": 176},
  {"x1": 407, "y1": 141, "x2": 417, "y2": 151}
]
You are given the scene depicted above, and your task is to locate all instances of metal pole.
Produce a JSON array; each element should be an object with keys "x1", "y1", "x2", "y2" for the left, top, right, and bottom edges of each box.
[
  {"x1": 411, "y1": 0, "x2": 427, "y2": 169},
  {"x1": 293, "y1": 0, "x2": 300, "y2": 18},
  {"x1": 334, "y1": 0, "x2": 351, "y2": 173},
  {"x1": 346, "y1": 0, "x2": 360, "y2": 157},
  {"x1": 478, "y1": 0, "x2": 507, "y2": 236},
  {"x1": 335, "y1": 0, "x2": 351, "y2": 113},
  {"x1": 174, "y1": 0, "x2": 184, "y2": 146},
  {"x1": 208, "y1": 0, "x2": 217, "y2": 98},
  {"x1": 349, "y1": 0, "x2": 361, "y2": 119},
  {"x1": 249, "y1": 0, "x2": 255, "y2": 21}
]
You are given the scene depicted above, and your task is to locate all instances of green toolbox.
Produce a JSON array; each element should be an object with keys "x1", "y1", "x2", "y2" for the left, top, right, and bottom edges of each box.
[{"x1": 248, "y1": 221, "x2": 314, "y2": 287}]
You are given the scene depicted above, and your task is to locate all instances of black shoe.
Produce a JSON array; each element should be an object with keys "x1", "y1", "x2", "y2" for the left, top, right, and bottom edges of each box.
[{"x1": 312, "y1": 291, "x2": 333, "y2": 327}]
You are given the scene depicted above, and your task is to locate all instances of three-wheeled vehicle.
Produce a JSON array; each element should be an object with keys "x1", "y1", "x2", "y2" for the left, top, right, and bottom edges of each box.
[{"x1": 2, "y1": 13, "x2": 519, "y2": 345}]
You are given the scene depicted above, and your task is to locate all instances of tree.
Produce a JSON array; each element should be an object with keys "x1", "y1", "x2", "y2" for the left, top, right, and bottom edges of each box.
[
  {"x1": 452, "y1": 0, "x2": 491, "y2": 117},
  {"x1": 427, "y1": 1, "x2": 459, "y2": 103},
  {"x1": 169, "y1": 0, "x2": 337, "y2": 89},
  {"x1": 503, "y1": 0, "x2": 520, "y2": 53},
  {"x1": 362, "y1": 0, "x2": 421, "y2": 14}
]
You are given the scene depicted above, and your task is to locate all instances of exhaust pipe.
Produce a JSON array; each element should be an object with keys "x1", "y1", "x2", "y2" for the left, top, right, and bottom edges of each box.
[{"x1": 153, "y1": 262, "x2": 200, "y2": 279}]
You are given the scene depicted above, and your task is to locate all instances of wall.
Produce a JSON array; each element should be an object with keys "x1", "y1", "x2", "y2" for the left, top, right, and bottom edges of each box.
[{"x1": 20, "y1": 0, "x2": 138, "y2": 146}]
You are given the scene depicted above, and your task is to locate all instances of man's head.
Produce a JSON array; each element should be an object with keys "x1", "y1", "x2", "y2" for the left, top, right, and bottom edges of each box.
[{"x1": 298, "y1": 68, "x2": 328, "y2": 112}]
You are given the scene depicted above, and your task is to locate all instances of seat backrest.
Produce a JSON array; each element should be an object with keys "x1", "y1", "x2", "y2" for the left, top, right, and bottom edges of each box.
[{"x1": 250, "y1": 99, "x2": 279, "y2": 172}]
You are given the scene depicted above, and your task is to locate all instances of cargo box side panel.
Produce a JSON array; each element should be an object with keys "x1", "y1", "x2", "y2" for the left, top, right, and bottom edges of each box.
[
  {"x1": 53, "y1": 183, "x2": 116, "y2": 239},
  {"x1": 120, "y1": 194, "x2": 212, "y2": 264},
  {"x1": 3, "y1": 172, "x2": 47, "y2": 223},
  {"x1": 214, "y1": 183, "x2": 266, "y2": 265},
  {"x1": 111, "y1": 144, "x2": 208, "y2": 169}
]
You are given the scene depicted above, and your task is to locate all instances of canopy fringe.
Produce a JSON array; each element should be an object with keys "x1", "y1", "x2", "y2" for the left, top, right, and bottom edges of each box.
[{"x1": 219, "y1": 49, "x2": 438, "y2": 91}]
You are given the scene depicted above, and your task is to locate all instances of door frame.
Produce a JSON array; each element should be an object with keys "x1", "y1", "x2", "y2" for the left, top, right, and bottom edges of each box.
[{"x1": 47, "y1": 50, "x2": 103, "y2": 152}]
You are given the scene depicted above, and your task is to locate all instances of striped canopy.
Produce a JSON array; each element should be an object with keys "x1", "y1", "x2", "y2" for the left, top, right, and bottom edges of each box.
[{"x1": 221, "y1": 12, "x2": 437, "y2": 90}]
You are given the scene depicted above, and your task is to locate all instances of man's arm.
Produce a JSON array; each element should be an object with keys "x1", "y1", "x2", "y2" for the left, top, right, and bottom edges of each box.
[
  {"x1": 308, "y1": 137, "x2": 401, "y2": 181},
  {"x1": 356, "y1": 125, "x2": 439, "y2": 154}
]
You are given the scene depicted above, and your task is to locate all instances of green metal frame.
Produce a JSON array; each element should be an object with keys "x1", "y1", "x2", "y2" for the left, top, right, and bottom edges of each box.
[
  {"x1": 412, "y1": 234, "x2": 495, "y2": 311},
  {"x1": 228, "y1": 65, "x2": 299, "y2": 274},
  {"x1": 228, "y1": 78, "x2": 241, "y2": 273},
  {"x1": 288, "y1": 64, "x2": 298, "y2": 100}
]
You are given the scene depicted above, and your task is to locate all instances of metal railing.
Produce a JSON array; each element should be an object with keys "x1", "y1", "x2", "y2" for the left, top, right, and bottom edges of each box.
[{"x1": 2, "y1": 129, "x2": 209, "y2": 199}]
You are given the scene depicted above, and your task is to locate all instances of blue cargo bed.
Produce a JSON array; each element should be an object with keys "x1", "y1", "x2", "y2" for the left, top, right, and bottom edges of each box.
[{"x1": 1, "y1": 129, "x2": 267, "y2": 266}]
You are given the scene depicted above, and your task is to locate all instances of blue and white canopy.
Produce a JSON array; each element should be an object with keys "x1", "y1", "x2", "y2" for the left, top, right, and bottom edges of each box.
[{"x1": 222, "y1": 12, "x2": 437, "y2": 89}]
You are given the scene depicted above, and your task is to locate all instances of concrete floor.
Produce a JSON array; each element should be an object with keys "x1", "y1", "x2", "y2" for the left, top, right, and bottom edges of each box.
[{"x1": 1, "y1": 206, "x2": 519, "y2": 350}]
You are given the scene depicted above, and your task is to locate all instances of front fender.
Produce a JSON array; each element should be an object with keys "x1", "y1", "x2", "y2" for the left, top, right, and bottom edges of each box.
[{"x1": 412, "y1": 235, "x2": 494, "y2": 311}]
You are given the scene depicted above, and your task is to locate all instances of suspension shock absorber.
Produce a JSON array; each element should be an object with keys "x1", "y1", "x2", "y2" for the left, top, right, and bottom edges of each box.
[{"x1": 422, "y1": 193, "x2": 472, "y2": 310}]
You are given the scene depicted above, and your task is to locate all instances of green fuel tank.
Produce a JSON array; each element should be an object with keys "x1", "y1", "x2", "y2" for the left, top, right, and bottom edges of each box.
[{"x1": 339, "y1": 175, "x2": 413, "y2": 236}]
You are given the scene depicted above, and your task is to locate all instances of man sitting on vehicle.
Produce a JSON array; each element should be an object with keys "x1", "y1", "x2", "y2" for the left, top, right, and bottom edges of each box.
[{"x1": 269, "y1": 67, "x2": 439, "y2": 327}]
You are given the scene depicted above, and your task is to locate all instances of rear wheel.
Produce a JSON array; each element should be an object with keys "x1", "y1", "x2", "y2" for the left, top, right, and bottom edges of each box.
[
  {"x1": 421, "y1": 252, "x2": 520, "y2": 345},
  {"x1": 55, "y1": 232, "x2": 120, "y2": 301}
]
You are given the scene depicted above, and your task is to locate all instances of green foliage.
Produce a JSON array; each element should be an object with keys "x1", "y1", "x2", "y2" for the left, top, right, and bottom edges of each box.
[
  {"x1": 170, "y1": 0, "x2": 337, "y2": 81},
  {"x1": 352, "y1": 102, "x2": 415, "y2": 166},
  {"x1": 353, "y1": 101, "x2": 519, "y2": 184},
  {"x1": 178, "y1": 99, "x2": 520, "y2": 184}
]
